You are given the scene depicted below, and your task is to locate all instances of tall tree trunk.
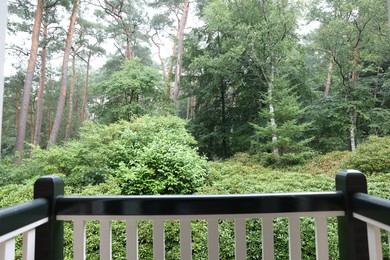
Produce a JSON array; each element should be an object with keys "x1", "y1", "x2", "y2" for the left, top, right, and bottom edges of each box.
[
  {"x1": 324, "y1": 52, "x2": 334, "y2": 97},
  {"x1": 151, "y1": 36, "x2": 167, "y2": 83},
  {"x1": 171, "y1": 0, "x2": 190, "y2": 104},
  {"x1": 15, "y1": 0, "x2": 43, "y2": 160},
  {"x1": 0, "y1": 0, "x2": 7, "y2": 158},
  {"x1": 220, "y1": 80, "x2": 228, "y2": 157},
  {"x1": 64, "y1": 51, "x2": 76, "y2": 142},
  {"x1": 350, "y1": 44, "x2": 359, "y2": 151},
  {"x1": 269, "y1": 62, "x2": 278, "y2": 155},
  {"x1": 48, "y1": 0, "x2": 80, "y2": 147},
  {"x1": 34, "y1": 23, "x2": 48, "y2": 146},
  {"x1": 81, "y1": 51, "x2": 91, "y2": 123},
  {"x1": 29, "y1": 100, "x2": 36, "y2": 144}
]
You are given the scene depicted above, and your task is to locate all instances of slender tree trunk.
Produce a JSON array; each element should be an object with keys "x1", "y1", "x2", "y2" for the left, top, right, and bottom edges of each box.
[
  {"x1": 81, "y1": 51, "x2": 91, "y2": 123},
  {"x1": 15, "y1": 90, "x2": 19, "y2": 133},
  {"x1": 0, "y1": 0, "x2": 6, "y2": 158},
  {"x1": 324, "y1": 52, "x2": 334, "y2": 97},
  {"x1": 48, "y1": 0, "x2": 80, "y2": 147},
  {"x1": 34, "y1": 23, "x2": 48, "y2": 146},
  {"x1": 151, "y1": 36, "x2": 167, "y2": 82},
  {"x1": 269, "y1": 62, "x2": 278, "y2": 155},
  {"x1": 388, "y1": 0, "x2": 390, "y2": 30},
  {"x1": 171, "y1": 0, "x2": 190, "y2": 104},
  {"x1": 125, "y1": 36, "x2": 132, "y2": 60},
  {"x1": 220, "y1": 80, "x2": 228, "y2": 157},
  {"x1": 15, "y1": 0, "x2": 43, "y2": 160},
  {"x1": 29, "y1": 100, "x2": 35, "y2": 144},
  {"x1": 350, "y1": 44, "x2": 359, "y2": 151},
  {"x1": 350, "y1": 108, "x2": 357, "y2": 151},
  {"x1": 64, "y1": 51, "x2": 76, "y2": 142}
]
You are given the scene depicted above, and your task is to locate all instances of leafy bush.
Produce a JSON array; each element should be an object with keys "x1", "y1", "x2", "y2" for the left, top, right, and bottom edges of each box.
[
  {"x1": 298, "y1": 151, "x2": 351, "y2": 176},
  {"x1": 8, "y1": 116, "x2": 209, "y2": 195},
  {"x1": 344, "y1": 135, "x2": 390, "y2": 174}
]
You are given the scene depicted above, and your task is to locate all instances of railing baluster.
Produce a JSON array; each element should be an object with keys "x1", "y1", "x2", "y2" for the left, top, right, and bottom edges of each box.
[
  {"x1": 153, "y1": 219, "x2": 165, "y2": 260},
  {"x1": 262, "y1": 217, "x2": 274, "y2": 259},
  {"x1": 288, "y1": 217, "x2": 301, "y2": 260},
  {"x1": 180, "y1": 219, "x2": 192, "y2": 260},
  {"x1": 388, "y1": 231, "x2": 390, "y2": 257},
  {"x1": 0, "y1": 238, "x2": 16, "y2": 259},
  {"x1": 73, "y1": 220, "x2": 86, "y2": 260},
  {"x1": 315, "y1": 216, "x2": 329, "y2": 260},
  {"x1": 207, "y1": 219, "x2": 219, "y2": 259},
  {"x1": 367, "y1": 223, "x2": 383, "y2": 259},
  {"x1": 235, "y1": 218, "x2": 246, "y2": 260},
  {"x1": 22, "y1": 229, "x2": 35, "y2": 260},
  {"x1": 126, "y1": 219, "x2": 138, "y2": 260},
  {"x1": 100, "y1": 219, "x2": 112, "y2": 260}
]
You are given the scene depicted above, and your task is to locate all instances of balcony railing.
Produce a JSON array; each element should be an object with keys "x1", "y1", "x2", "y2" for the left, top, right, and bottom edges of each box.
[{"x1": 0, "y1": 170, "x2": 389, "y2": 259}]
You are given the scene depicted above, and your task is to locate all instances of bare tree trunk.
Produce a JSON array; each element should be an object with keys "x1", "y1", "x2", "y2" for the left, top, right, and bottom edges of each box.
[
  {"x1": 350, "y1": 108, "x2": 357, "y2": 151},
  {"x1": 29, "y1": 100, "x2": 36, "y2": 144},
  {"x1": 34, "y1": 23, "x2": 48, "y2": 146},
  {"x1": 151, "y1": 36, "x2": 167, "y2": 82},
  {"x1": 15, "y1": 0, "x2": 43, "y2": 160},
  {"x1": 0, "y1": 0, "x2": 7, "y2": 158},
  {"x1": 48, "y1": 0, "x2": 80, "y2": 147},
  {"x1": 81, "y1": 51, "x2": 91, "y2": 123},
  {"x1": 64, "y1": 51, "x2": 76, "y2": 142},
  {"x1": 324, "y1": 52, "x2": 333, "y2": 97},
  {"x1": 171, "y1": 0, "x2": 190, "y2": 104},
  {"x1": 269, "y1": 62, "x2": 278, "y2": 155}
]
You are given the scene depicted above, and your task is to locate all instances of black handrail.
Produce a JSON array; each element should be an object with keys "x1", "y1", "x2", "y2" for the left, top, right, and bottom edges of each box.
[
  {"x1": 0, "y1": 198, "x2": 48, "y2": 236},
  {"x1": 353, "y1": 192, "x2": 390, "y2": 226},
  {"x1": 55, "y1": 192, "x2": 344, "y2": 216}
]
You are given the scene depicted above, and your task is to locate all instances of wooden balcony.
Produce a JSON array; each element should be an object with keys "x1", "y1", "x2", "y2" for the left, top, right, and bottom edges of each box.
[{"x1": 0, "y1": 170, "x2": 389, "y2": 259}]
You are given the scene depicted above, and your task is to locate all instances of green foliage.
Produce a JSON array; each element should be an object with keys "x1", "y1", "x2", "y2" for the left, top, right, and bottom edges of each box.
[
  {"x1": 299, "y1": 151, "x2": 352, "y2": 176},
  {"x1": 10, "y1": 116, "x2": 209, "y2": 195},
  {"x1": 92, "y1": 59, "x2": 163, "y2": 123},
  {"x1": 344, "y1": 135, "x2": 390, "y2": 174}
]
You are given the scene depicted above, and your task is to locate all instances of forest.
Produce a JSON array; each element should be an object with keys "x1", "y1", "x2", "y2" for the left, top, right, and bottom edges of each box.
[
  {"x1": 1, "y1": 0, "x2": 390, "y2": 258},
  {"x1": 2, "y1": 0, "x2": 390, "y2": 161}
]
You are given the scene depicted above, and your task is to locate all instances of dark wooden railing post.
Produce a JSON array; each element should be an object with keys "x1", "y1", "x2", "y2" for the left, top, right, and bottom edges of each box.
[
  {"x1": 336, "y1": 169, "x2": 369, "y2": 260},
  {"x1": 34, "y1": 175, "x2": 64, "y2": 260}
]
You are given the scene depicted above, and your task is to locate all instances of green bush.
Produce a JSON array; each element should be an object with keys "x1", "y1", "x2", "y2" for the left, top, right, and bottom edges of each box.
[
  {"x1": 344, "y1": 135, "x2": 390, "y2": 174},
  {"x1": 8, "y1": 116, "x2": 209, "y2": 194}
]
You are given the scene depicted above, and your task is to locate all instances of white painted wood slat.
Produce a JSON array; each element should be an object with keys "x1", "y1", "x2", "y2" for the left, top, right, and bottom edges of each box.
[
  {"x1": 315, "y1": 216, "x2": 329, "y2": 260},
  {"x1": 73, "y1": 220, "x2": 86, "y2": 260},
  {"x1": 0, "y1": 238, "x2": 16, "y2": 260},
  {"x1": 180, "y1": 219, "x2": 192, "y2": 260},
  {"x1": 100, "y1": 219, "x2": 112, "y2": 260},
  {"x1": 207, "y1": 219, "x2": 219, "y2": 260},
  {"x1": 388, "y1": 231, "x2": 390, "y2": 258},
  {"x1": 22, "y1": 229, "x2": 36, "y2": 260},
  {"x1": 153, "y1": 220, "x2": 165, "y2": 260},
  {"x1": 367, "y1": 223, "x2": 383, "y2": 260},
  {"x1": 262, "y1": 217, "x2": 274, "y2": 259},
  {"x1": 126, "y1": 219, "x2": 138, "y2": 260},
  {"x1": 288, "y1": 217, "x2": 301, "y2": 260},
  {"x1": 235, "y1": 218, "x2": 246, "y2": 260}
]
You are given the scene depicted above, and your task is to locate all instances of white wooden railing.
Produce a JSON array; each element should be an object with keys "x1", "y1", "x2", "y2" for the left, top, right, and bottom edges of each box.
[
  {"x1": 1, "y1": 171, "x2": 390, "y2": 259},
  {"x1": 57, "y1": 211, "x2": 344, "y2": 260},
  {"x1": 0, "y1": 199, "x2": 48, "y2": 260}
]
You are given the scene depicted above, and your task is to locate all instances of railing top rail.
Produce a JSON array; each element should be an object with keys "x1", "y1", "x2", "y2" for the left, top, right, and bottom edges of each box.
[
  {"x1": 56, "y1": 191, "x2": 344, "y2": 216},
  {"x1": 0, "y1": 198, "x2": 48, "y2": 236},
  {"x1": 353, "y1": 192, "x2": 390, "y2": 227}
]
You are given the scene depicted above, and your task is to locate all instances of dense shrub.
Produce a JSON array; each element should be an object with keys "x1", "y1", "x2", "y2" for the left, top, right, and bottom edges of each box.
[
  {"x1": 298, "y1": 151, "x2": 351, "y2": 176},
  {"x1": 4, "y1": 116, "x2": 209, "y2": 195},
  {"x1": 344, "y1": 135, "x2": 390, "y2": 174}
]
